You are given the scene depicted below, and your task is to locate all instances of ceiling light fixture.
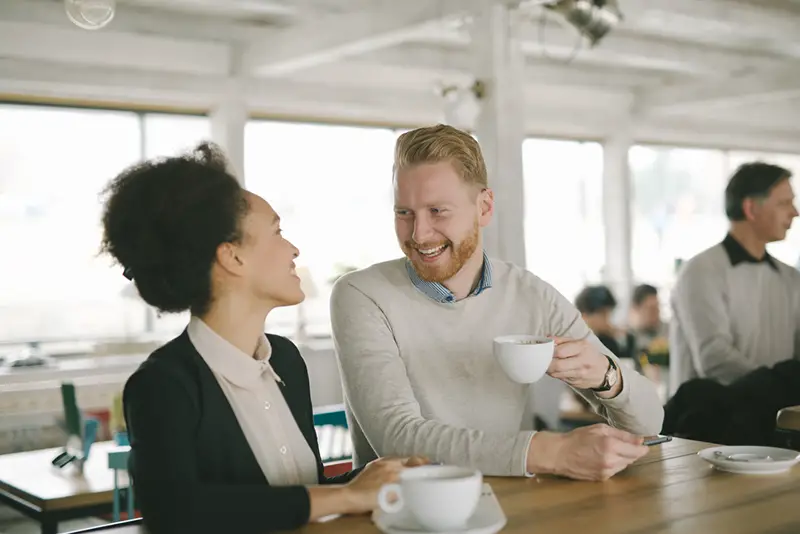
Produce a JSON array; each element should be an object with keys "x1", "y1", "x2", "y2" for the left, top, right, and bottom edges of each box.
[
  {"x1": 64, "y1": 0, "x2": 116, "y2": 31},
  {"x1": 545, "y1": 0, "x2": 622, "y2": 46},
  {"x1": 438, "y1": 80, "x2": 486, "y2": 131}
]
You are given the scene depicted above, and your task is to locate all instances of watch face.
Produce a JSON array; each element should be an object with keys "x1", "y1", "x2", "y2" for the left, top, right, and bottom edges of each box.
[{"x1": 607, "y1": 367, "x2": 618, "y2": 387}]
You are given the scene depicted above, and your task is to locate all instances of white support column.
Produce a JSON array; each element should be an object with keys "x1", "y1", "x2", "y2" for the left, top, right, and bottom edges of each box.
[
  {"x1": 210, "y1": 94, "x2": 248, "y2": 184},
  {"x1": 471, "y1": 1, "x2": 527, "y2": 267},
  {"x1": 471, "y1": 1, "x2": 549, "y2": 430},
  {"x1": 602, "y1": 131, "x2": 634, "y2": 320},
  {"x1": 211, "y1": 46, "x2": 248, "y2": 183}
]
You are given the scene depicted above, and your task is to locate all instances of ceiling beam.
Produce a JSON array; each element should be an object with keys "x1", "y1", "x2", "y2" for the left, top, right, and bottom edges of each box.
[
  {"x1": 515, "y1": 24, "x2": 795, "y2": 77},
  {"x1": 0, "y1": 0, "x2": 281, "y2": 42},
  {"x1": 3, "y1": 58, "x2": 798, "y2": 152},
  {"x1": 241, "y1": 0, "x2": 468, "y2": 76},
  {"x1": 0, "y1": 58, "x2": 436, "y2": 112},
  {"x1": 288, "y1": 58, "x2": 635, "y2": 111},
  {"x1": 621, "y1": 0, "x2": 800, "y2": 53},
  {"x1": 635, "y1": 71, "x2": 800, "y2": 115},
  {"x1": 419, "y1": 13, "x2": 797, "y2": 77},
  {"x1": 695, "y1": 104, "x2": 800, "y2": 133},
  {"x1": 0, "y1": 20, "x2": 230, "y2": 75},
  {"x1": 360, "y1": 45, "x2": 673, "y2": 89},
  {"x1": 121, "y1": 0, "x2": 296, "y2": 20}
]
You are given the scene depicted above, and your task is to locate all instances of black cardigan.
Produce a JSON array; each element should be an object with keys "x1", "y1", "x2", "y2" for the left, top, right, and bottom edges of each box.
[{"x1": 123, "y1": 330, "x2": 360, "y2": 534}]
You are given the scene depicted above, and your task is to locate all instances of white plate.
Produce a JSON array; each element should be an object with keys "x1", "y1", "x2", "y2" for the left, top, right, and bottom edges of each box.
[
  {"x1": 698, "y1": 446, "x2": 800, "y2": 475},
  {"x1": 372, "y1": 483, "x2": 507, "y2": 534}
]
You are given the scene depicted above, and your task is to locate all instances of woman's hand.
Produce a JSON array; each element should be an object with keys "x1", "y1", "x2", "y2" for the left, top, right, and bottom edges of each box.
[
  {"x1": 308, "y1": 456, "x2": 430, "y2": 520},
  {"x1": 402, "y1": 455, "x2": 430, "y2": 467},
  {"x1": 343, "y1": 456, "x2": 430, "y2": 514}
]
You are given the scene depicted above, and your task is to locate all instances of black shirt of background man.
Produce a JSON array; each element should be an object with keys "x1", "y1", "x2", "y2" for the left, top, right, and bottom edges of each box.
[{"x1": 722, "y1": 233, "x2": 778, "y2": 271}]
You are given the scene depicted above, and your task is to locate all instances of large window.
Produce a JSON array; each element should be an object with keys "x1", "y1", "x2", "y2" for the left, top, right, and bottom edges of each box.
[
  {"x1": 5, "y1": 104, "x2": 797, "y2": 345},
  {"x1": 523, "y1": 139, "x2": 605, "y2": 302},
  {"x1": 143, "y1": 113, "x2": 210, "y2": 159},
  {"x1": 630, "y1": 146, "x2": 729, "y2": 293},
  {"x1": 245, "y1": 121, "x2": 401, "y2": 336},
  {"x1": 0, "y1": 104, "x2": 209, "y2": 344},
  {"x1": 630, "y1": 146, "x2": 800, "y2": 314}
]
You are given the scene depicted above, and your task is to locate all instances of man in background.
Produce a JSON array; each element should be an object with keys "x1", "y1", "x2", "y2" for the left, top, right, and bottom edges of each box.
[{"x1": 670, "y1": 162, "x2": 800, "y2": 393}]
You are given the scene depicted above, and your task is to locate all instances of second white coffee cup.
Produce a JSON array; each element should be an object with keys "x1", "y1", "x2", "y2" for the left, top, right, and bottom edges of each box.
[
  {"x1": 493, "y1": 334, "x2": 555, "y2": 383},
  {"x1": 377, "y1": 465, "x2": 482, "y2": 531}
]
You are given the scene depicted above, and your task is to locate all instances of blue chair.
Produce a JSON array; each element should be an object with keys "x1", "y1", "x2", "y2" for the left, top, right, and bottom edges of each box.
[{"x1": 107, "y1": 446, "x2": 135, "y2": 522}]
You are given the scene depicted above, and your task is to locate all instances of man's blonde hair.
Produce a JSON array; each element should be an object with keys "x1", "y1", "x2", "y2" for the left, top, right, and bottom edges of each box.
[{"x1": 393, "y1": 124, "x2": 488, "y2": 188}]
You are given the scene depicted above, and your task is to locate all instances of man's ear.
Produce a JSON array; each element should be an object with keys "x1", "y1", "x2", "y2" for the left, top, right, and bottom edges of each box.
[
  {"x1": 478, "y1": 187, "x2": 494, "y2": 227},
  {"x1": 742, "y1": 198, "x2": 758, "y2": 221}
]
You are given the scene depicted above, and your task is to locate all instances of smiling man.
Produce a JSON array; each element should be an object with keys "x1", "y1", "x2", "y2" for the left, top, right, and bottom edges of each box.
[{"x1": 330, "y1": 124, "x2": 663, "y2": 480}]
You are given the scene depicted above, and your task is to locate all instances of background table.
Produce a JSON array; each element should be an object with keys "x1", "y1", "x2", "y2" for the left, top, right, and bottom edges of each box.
[{"x1": 0, "y1": 441, "x2": 125, "y2": 534}]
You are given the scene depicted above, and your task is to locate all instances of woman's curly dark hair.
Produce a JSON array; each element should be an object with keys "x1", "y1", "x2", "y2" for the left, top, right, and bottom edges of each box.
[{"x1": 100, "y1": 142, "x2": 248, "y2": 316}]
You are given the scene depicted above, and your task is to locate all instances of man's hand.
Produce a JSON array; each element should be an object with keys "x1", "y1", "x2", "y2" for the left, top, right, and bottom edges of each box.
[
  {"x1": 526, "y1": 424, "x2": 648, "y2": 481},
  {"x1": 547, "y1": 336, "x2": 622, "y2": 397}
]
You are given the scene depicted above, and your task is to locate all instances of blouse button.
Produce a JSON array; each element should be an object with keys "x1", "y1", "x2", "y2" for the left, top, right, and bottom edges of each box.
[
  {"x1": 264, "y1": 401, "x2": 271, "y2": 410},
  {"x1": 280, "y1": 445, "x2": 288, "y2": 455}
]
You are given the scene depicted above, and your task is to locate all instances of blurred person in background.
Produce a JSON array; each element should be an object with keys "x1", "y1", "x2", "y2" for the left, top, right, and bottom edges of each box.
[
  {"x1": 575, "y1": 285, "x2": 635, "y2": 362},
  {"x1": 670, "y1": 161, "x2": 800, "y2": 389},
  {"x1": 628, "y1": 284, "x2": 669, "y2": 380},
  {"x1": 628, "y1": 284, "x2": 667, "y2": 349}
]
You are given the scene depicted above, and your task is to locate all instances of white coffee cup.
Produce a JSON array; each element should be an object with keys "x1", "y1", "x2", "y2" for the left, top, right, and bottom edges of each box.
[
  {"x1": 377, "y1": 465, "x2": 482, "y2": 531},
  {"x1": 493, "y1": 334, "x2": 554, "y2": 383}
]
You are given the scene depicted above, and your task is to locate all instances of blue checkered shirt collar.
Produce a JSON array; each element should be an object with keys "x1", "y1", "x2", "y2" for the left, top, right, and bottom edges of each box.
[{"x1": 406, "y1": 251, "x2": 493, "y2": 304}]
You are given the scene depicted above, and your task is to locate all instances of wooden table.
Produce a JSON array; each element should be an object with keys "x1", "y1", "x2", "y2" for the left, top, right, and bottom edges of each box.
[
  {"x1": 0, "y1": 441, "x2": 126, "y2": 534},
  {"x1": 298, "y1": 438, "x2": 800, "y2": 534},
  {"x1": 56, "y1": 439, "x2": 800, "y2": 534}
]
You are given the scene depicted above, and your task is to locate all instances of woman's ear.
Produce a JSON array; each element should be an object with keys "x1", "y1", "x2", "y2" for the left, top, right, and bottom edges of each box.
[{"x1": 216, "y1": 242, "x2": 245, "y2": 275}]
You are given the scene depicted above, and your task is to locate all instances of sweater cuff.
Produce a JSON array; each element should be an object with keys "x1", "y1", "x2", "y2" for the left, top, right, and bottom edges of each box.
[{"x1": 516, "y1": 431, "x2": 537, "y2": 478}]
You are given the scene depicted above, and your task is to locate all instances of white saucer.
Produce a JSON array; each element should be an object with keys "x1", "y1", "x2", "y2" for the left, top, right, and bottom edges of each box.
[
  {"x1": 698, "y1": 445, "x2": 800, "y2": 475},
  {"x1": 372, "y1": 483, "x2": 507, "y2": 534}
]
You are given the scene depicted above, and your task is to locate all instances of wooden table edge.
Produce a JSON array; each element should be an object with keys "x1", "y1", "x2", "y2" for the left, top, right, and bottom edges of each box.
[
  {"x1": 0, "y1": 479, "x2": 116, "y2": 513},
  {"x1": 45, "y1": 490, "x2": 117, "y2": 512},
  {"x1": 0, "y1": 479, "x2": 45, "y2": 511}
]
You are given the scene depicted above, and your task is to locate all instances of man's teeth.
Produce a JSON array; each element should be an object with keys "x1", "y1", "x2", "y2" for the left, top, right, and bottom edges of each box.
[{"x1": 419, "y1": 245, "x2": 446, "y2": 256}]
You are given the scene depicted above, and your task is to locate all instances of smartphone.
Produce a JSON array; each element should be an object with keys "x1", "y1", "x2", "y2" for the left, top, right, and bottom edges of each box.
[{"x1": 643, "y1": 435, "x2": 672, "y2": 446}]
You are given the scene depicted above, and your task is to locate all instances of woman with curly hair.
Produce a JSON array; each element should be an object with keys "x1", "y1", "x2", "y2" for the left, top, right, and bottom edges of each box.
[{"x1": 100, "y1": 142, "x2": 424, "y2": 534}]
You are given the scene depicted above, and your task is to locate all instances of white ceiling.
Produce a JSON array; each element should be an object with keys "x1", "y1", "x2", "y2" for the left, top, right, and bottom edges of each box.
[{"x1": 1, "y1": 0, "x2": 799, "y2": 150}]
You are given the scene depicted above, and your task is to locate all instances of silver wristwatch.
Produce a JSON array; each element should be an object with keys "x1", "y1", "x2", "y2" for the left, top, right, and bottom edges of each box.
[{"x1": 591, "y1": 356, "x2": 618, "y2": 392}]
